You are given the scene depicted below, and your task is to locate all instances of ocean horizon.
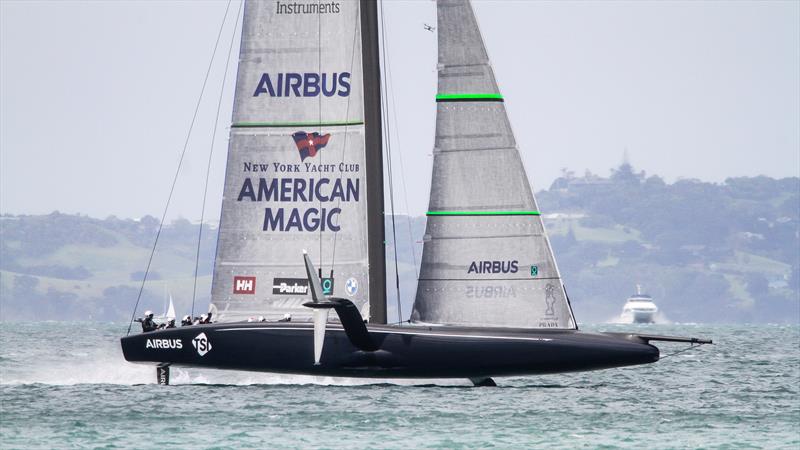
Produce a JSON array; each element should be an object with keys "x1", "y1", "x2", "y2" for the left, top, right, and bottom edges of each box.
[{"x1": 1, "y1": 322, "x2": 797, "y2": 449}]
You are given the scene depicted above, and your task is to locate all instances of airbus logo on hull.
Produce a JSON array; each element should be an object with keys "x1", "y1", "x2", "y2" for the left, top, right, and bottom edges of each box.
[
  {"x1": 146, "y1": 339, "x2": 183, "y2": 349},
  {"x1": 253, "y1": 72, "x2": 351, "y2": 97}
]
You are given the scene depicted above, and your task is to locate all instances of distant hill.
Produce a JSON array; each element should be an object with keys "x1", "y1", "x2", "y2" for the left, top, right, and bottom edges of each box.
[{"x1": 1, "y1": 168, "x2": 797, "y2": 323}]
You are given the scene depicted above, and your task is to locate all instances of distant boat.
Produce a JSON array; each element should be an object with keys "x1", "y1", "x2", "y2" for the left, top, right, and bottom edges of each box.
[
  {"x1": 620, "y1": 285, "x2": 659, "y2": 324},
  {"x1": 154, "y1": 294, "x2": 176, "y2": 324}
]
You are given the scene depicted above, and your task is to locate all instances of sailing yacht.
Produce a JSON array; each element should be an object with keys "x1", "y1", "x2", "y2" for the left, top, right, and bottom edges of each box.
[{"x1": 121, "y1": 0, "x2": 709, "y2": 385}]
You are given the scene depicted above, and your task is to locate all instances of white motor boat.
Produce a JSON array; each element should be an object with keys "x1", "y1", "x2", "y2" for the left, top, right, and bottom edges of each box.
[{"x1": 620, "y1": 285, "x2": 658, "y2": 324}]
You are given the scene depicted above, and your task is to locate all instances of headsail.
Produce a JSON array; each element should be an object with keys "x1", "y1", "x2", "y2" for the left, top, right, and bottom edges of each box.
[
  {"x1": 410, "y1": 0, "x2": 576, "y2": 329},
  {"x1": 211, "y1": 0, "x2": 381, "y2": 323}
]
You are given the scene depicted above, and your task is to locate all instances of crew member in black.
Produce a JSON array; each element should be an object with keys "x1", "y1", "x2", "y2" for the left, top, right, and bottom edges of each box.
[
  {"x1": 136, "y1": 311, "x2": 158, "y2": 332},
  {"x1": 181, "y1": 315, "x2": 193, "y2": 326},
  {"x1": 165, "y1": 319, "x2": 176, "y2": 329}
]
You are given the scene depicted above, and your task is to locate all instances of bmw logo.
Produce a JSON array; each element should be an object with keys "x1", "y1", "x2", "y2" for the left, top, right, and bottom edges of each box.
[{"x1": 345, "y1": 278, "x2": 358, "y2": 296}]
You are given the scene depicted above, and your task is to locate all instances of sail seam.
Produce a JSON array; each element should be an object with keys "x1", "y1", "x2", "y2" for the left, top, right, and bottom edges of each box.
[
  {"x1": 436, "y1": 93, "x2": 503, "y2": 102},
  {"x1": 424, "y1": 234, "x2": 548, "y2": 240},
  {"x1": 434, "y1": 146, "x2": 516, "y2": 154},
  {"x1": 426, "y1": 211, "x2": 540, "y2": 216},
  {"x1": 232, "y1": 121, "x2": 364, "y2": 128},
  {"x1": 418, "y1": 277, "x2": 561, "y2": 282}
]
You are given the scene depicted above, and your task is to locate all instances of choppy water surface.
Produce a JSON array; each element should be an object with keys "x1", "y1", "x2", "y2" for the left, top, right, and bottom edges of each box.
[{"x1": 1, "y1": 323, "x2": 798, "y2": 449}]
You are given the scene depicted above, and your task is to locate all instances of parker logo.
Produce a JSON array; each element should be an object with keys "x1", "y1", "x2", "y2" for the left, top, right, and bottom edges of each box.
[
  {"x1": 272, "y1": 278, "x2": 309, "y2": 295},
  {"x1": 233, "y1": 276, "x2": 256, "y2": 294},
  {"x1": 145, "y1": 338, "x2": 183, "y2": 350},
  {"x1": 192, "y1": 332, "x2": 212, "y2": 356},
  {"x1": 292, "y1": 131, "x2": 331, "y2": 161}
]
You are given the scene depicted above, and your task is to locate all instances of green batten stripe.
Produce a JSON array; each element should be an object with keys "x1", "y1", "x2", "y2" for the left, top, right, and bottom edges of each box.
[
  {"x1": 232, "y1": 120, "x2": 364, "y2": 128},
  {"x1": 426, "y1": 211, "x2": 540, "y2": 216},
  {"x1": 435, "y1": 93, "x2": 504, "y2": 102}
]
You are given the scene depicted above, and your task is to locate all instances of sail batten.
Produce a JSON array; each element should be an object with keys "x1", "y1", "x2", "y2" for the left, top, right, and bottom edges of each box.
[
  {"x1": 232, "y1": 121, "x2": 365, "y2": 128},
  {"x1": 411, "y1": 0, "x2": 575, "y2": 329}
]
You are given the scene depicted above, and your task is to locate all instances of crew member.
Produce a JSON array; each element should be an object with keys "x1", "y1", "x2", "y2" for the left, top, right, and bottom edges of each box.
[
  {"x1": 278, "y1": 313, "x2": 292, "y2": 322},
  {"x1": 165, "y1": 319, "x2": 176, "y2": 329},
  {"x1": 137, "y1": 311, "x2": 157, "y2": 332},
  {"x1": 181, "y1": 315, "x2": 193, "y2": 326}
]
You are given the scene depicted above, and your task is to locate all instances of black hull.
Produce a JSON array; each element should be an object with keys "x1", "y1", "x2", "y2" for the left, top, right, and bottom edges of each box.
[{"x1": 121, "y1": 323, "x2": 660, "y2": 379}]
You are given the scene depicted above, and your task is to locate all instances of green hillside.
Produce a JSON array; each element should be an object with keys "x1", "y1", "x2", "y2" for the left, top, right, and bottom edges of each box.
[{"x1": 1, "y1": 168, "x2": 798, "y2": 323}]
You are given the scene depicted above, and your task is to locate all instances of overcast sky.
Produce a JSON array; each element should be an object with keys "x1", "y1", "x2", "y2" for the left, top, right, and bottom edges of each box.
[{"x1": 1, "y1": 0, "x2": 798, "y2": 220}]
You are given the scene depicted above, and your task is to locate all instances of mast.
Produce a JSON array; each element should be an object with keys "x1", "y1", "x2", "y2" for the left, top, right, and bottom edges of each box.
[{"x1": 360, "y1": 0, "x2": 386, "y2": 324}]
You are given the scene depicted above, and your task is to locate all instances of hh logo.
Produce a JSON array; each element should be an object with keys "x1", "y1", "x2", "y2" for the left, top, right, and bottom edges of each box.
[
  {"x1": 192, "y1": 332, "x2": 212, "y2": 356},
  {"x1": 233, "y1": 276, "x2": 256, "y2": 294}
]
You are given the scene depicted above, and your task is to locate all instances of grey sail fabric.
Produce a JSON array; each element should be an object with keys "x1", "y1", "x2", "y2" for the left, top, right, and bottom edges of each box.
[
  {"x1": 211, "y1": 0, "x2": 370, "y2": 322},
  {"x1": 410, "y1": 0, "x2": 576, "y2": 329}
]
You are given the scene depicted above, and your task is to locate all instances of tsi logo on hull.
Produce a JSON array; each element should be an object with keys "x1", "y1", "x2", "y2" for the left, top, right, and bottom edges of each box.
[{"x1": 192, "y1": 332, "x2": 212, "y2": 357}]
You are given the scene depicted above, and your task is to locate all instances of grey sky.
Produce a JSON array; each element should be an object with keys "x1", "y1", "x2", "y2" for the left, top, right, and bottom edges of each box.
[{"x1": 1, "y1": 0, "x2": 798, "y2": 220}]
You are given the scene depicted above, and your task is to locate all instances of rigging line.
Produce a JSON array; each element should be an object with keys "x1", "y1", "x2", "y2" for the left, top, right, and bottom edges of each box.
[
  {"x1": 378, "y1": 0, "x2": 402, "y2": 324},
  {"x1": 191, "y1": 0, "x2": 242, "y2": 318},
  {"x1": 379, "y1": 3, "x2": 418, "y2": 280},
  {"x1": 126, "y1": 0, "x2": 234, "y2": 335},
  {"x1": 658, "y1": 343, "x2": 708, "y2": 360},
  {"x1": 317, "y1": 0, "x2": 323, "y2": 271},
  {"x1": 328, "y1": 4, "x2": 360, "y2": 272}
]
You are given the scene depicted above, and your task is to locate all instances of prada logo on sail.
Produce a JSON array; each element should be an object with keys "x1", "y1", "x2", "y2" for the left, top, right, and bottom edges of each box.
[
  {"x1": 272, "y1": 278, "x2": 309, "y2": 295},
  {"x1": 467, "y1": 260, "x2": 519, "y2": 274},
  {"x1": 253, "y1": 72, "x2": 351, "y2": 97},
  {"x1": 233, "y1": 276, "x2": 256, "y2": 294}
]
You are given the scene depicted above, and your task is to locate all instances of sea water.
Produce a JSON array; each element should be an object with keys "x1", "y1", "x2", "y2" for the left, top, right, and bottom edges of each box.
[{"x1": 1, "y1": 323, "x2": 798, "y2": 449}]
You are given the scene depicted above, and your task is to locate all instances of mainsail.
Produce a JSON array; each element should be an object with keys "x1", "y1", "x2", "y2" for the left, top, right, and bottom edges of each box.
[
  {"x1": 410, "y1": 0, "x2": 576, "y2": 329},
  {"x1": 211, "y1": 0, "x2": 384, "y2": 323}
]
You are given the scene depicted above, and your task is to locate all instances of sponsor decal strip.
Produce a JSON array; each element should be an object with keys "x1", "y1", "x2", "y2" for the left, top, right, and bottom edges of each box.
[
  {"x1": 232, "y1": 120, "x2": 364, "y2": 128},
  {"x1": 435, "y1": 93, "x2": 504, "y2": 102},
  {"x1": 426, "y1": 210, "x2": 540, "y2": 216}
]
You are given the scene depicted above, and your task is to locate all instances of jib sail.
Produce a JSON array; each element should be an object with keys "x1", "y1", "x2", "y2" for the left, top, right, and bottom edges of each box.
[
  {"x1": 410, "y1": 0, "x2": 576, "y2": 329},
  {"x1": 211, "y1": 0, "x2": 384, "y2": 323}
]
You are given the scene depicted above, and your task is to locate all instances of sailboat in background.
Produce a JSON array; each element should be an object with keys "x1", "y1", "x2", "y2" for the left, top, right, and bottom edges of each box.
[
  {"x1": 122, "y1": 0, "x2": 710, "y2": 386},
  {"x1": 153, "y1": 292, "x2": 176, "y2": 324}
]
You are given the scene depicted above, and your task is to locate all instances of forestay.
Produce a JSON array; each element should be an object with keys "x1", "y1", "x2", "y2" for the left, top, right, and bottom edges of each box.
[
  {"x1": 211, "y1": 0, "x2": 371, "y2": 322},
  {"x1": 410, "y1": 0, "x2": 576, "y2": 329}
]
